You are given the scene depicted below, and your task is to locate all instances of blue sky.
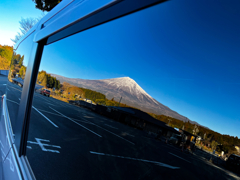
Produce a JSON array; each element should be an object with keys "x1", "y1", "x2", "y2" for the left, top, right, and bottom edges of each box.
[
  {"x1": 1, "y1": 0, "x2": 240, "y2": 137},
  {"x1": 0, "y1": 0, "x2": 44, "y2": 46}
]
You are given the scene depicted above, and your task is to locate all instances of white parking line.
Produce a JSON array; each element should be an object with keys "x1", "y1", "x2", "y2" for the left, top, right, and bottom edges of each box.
[
  {"x1": 54, "y1": 103, "x2": 68, "y2": 108},
  {"x1": 82, "y1": 118, "x2": 135, "y2": 145},
  {"x1": 49, "y1": 107, "x2": 102, "y2": 138},
  {"x1": 169, "y1": 152, "x2": 191, "y2": 163},
  {"x1": 32, "y1": 106, "x2": 58, "y2": 128},
  {"x1": 6, "y1": 99, "x2": 19, "y2": 105},
  {"x1": 104, "y1": 124, "x2": 118, "y2": 129},
  {"x1": 37, "y1": 109, "x2": 94, "y2": 125},
  {"x1": 35, "y1": 94, "x2": 51, "y2": 102},
  {"x1": 84, "y1": 116, "x2": 94, "y2": 118},
  {"x1": 71, "y1": 118, "x2": 94, "y2": 125},
  {"x1": 38, "y1": 109, "x2": 93, "y2": 124},
  {"x1": 46, "y1": 102, "x2": 58, "y2": 106},
  {"x1": 126, "y1": 133, "x2": 135, "y2": 137},
  {"x1": 8, "y1": 86, "x2": 22, "y2": 92},
  {"x1": 90, "y1": 151, "x2": 180, "y2": 169}
]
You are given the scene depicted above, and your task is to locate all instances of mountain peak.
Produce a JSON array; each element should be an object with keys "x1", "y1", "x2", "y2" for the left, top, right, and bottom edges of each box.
[
  {"x1": 107, "y1": 76, "x2": 135, "y2": 82},
  {"x1": 51, "y1": 74, "x2": 194, "y2": 124}
]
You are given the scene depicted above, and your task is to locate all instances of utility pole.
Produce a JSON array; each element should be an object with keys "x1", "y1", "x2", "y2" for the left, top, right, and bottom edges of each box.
[
  {"x1": 167, "y1": 119, "x2": 172, "y2": 125},
  {"x1": 118, "y1": 97, "x2": 122, "y2": 107}
]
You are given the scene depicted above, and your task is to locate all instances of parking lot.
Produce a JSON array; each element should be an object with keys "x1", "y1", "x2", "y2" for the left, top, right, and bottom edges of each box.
[{"x1": 2, "y1": 77, "x2": 240, "y2": 180}]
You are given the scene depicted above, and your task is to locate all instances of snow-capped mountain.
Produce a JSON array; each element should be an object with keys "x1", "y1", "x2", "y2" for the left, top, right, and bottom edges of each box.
[{"x1": 52, "y1": 74, "x2": 197, "y2": 123}]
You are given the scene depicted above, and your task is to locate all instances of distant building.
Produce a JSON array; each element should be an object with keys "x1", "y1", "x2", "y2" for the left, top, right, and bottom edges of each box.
[
  {"x1": 179, "y1": 129, "x2": 197, "y2": 143},
  {"x1": 235, "y1": 145, "x2": 240, "y2": 153},
  {"x1": 12, "y1": 78, "x2": 43, "y2": 90},
  {"x1": 104, "y1": 106, "x2": 180, "y2": 137}
]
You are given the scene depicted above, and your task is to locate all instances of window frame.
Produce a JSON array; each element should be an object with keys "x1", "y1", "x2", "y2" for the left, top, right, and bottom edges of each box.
[{"x1": 6, "y1": 0, "x2": 168, "y2": 179}]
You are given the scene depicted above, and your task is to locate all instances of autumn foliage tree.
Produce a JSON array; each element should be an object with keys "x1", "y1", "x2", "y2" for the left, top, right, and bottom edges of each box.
[
  {"x1": 0, "y1": 45, "x2": 13, "y2": 70},
  {"x1": 37, "y1": 71, "x2": 60, "y2": 89}
]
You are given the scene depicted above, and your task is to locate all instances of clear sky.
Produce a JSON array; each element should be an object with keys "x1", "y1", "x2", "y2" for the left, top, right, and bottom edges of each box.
[
  {"x1": 0, "y1": 0, "x2": 44, "y2": 46},
  {"x1": 2, "y1": 0, "x2": 240, "y2": 137}
]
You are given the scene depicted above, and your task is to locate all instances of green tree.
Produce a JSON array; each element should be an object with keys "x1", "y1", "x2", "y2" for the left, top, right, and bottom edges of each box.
[
  {"x1": 41, "y1": 75, "x2": 47, "y2": 87},
  {"x1": 106, "y1": 100, "x2": 115, "y2": 106},
  {"x1": 18, "y1": 55, "x2": 24, "y2": 66},
  {"x1": 211, "y1": 141, "x2": 218, "y2": 150},
  {"x1": 0, "y1": 45, "x2": 13, "y2": 62},
  {"x1": 95, "y1": 99, "x2": 106, "y2": 105},
  {"x1": 32, "y1": 0, "x2": 62, "y2": 11},
  {"x1": 19, "y1": 66, "x2": 26, "y2": 78}
]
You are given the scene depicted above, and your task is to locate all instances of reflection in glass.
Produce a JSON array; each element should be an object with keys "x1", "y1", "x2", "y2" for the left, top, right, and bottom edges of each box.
[
  {"x1": 6, "y1": 33, "x2": 35, "y2": 133},
  {"x1": 0, "y1": 45, "x2": 12, "y2": 96},
  {"x1": 26, "y1": 1, "x2": 240, "y2": 180}
]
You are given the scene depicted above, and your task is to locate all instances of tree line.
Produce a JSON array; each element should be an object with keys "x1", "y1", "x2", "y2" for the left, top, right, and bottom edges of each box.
[
  {"x1": 37, "y1": 71, "x2": 61, "y2": 89},
  {"x1": 0, "y1": 45, "x2": 13, "y2": 70},
  {"x1": 149, "y1": 113, "x2": 240, "y2": 154}
]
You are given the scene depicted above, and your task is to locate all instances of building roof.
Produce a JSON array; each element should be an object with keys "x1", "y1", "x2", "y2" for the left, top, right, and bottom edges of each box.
[
  {"x1": 111, "y1": 106, "x2": 180, "y2": 134},
  {"x1": 179, "y1": 129, "x2": 197, "y2": 137},
  {"x1": 12, "y1": 78, "x2": 24, "y2": 84},
  {"x1": 110, "y1": 106, "x2": 135, "y2": 114},
  {"x1": 12, "y1": 78, "x2": 43, "y2": 90}
]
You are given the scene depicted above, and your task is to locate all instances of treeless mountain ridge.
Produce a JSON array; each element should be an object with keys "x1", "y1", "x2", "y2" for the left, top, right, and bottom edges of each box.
[{"x1": 52, "y1": 74, "x2": 201, "y2": 125}]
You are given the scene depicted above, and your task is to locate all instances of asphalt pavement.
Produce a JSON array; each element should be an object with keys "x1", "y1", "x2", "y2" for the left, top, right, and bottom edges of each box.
[{"x1": 1, "y1": 77, "x2": 240, "y2": 180}]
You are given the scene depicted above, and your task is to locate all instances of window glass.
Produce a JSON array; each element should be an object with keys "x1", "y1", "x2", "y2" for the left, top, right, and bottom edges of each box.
[
  {"x1": 26, "y1": 1, "x2": 240, "y2": 180},
  {"x1": 6, "y1": 33, "x2": 35, "y2": 133}
]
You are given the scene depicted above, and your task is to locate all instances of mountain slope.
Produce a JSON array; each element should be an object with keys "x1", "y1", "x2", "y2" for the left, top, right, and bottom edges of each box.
[{"x1": 52, "y1": 74, "x2": 199, "y2": 124}]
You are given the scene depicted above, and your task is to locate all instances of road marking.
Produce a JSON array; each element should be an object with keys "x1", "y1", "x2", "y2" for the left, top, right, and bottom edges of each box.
[
  {"x1": 37, "y1": 109, "x2": 66, "y2": 117},
  {"x1": 32, "y1": 106, "x2": 58, "y2": 128},
  {"x1": 126, "y1": 133, "x2": 135, "y2": 137},
  {"x1": 104, "y1": 124, "x2": 118, "y2": 129},
  {"x1": 57, "y1": 103, "x2": 69, "y2": 107},
  {"x1": 6, "y1": 99, "x2": 19, "y2": 105},
  {"x1": 82, "y1": 118, "x2": 135, "y2": 145},
  {"x1": 46, "y1": 102, "x2": 58, "y2": 106},
  {"x1": 36, "y1": 109, "x2": 94, "y2": 125},
  {"x1": 8, "y1": 86, "x2": 22, "y2": 92},
  {"x1": 84, "y1": 116, "x2": 94, "y2": 118},
  {"x1": 121, "y1": 132, "x2": 135, "y2": 137},
  {"x1": 90, "y1": 151, "x2": 180, "y2": 169},
  {"x1": 3, "y1": 84, "x2": 6, "y2": 85},
  {"x1": 169, "y1": 152, "x2": 191, "y2": 163},
  {"x1": 28, "y1": 138, "x2": 61, "y2": 153},
  {"x1": 71, "y1": 118, "x2": 94, "y2": 125},
  {"x1": 27, "y1": 146, "x2": 32, "y2": 149},
  {"x1": 35, "y1": 94, "x2": 51, "y2": 102},
  {"x1": 49, "y1": 107, "x2": 102, "y2": 138}
]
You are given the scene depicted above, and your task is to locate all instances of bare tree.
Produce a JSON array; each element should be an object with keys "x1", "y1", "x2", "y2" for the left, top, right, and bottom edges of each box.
[
  {"x1": 11, "y1": 14, "x2": 45, "y2": 44},
  {"x1": 20, "y1": 18, "x2": 38, "y2": 35}
]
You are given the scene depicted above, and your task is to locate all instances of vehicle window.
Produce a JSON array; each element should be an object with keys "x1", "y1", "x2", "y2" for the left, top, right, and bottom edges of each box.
[
  {"x1": 26, "y1": 1, "x2": 240, "y2": 179},
  {"x1": 6, "y1": 33, "x2": 35, "y2": 133}
]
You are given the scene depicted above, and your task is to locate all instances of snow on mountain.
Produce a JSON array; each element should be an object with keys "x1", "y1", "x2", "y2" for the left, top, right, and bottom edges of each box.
[
  {"x1": 100, "y1": 77, "x2": 159, "y2": 105},
  {"x1": 52, "y1": 74, "x2": 199, "y2": 124}
]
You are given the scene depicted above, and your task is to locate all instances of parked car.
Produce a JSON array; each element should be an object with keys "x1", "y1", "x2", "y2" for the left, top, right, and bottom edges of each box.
[
  {"x1": 226, "y1": 154, "x2": 240, "y2": 173},
  {"x1": 169, "y1": 134, "x2": 182, "y2": 146},
  {"x1": 40, "y1": 89, "x2": 50, "y2": 97}
]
